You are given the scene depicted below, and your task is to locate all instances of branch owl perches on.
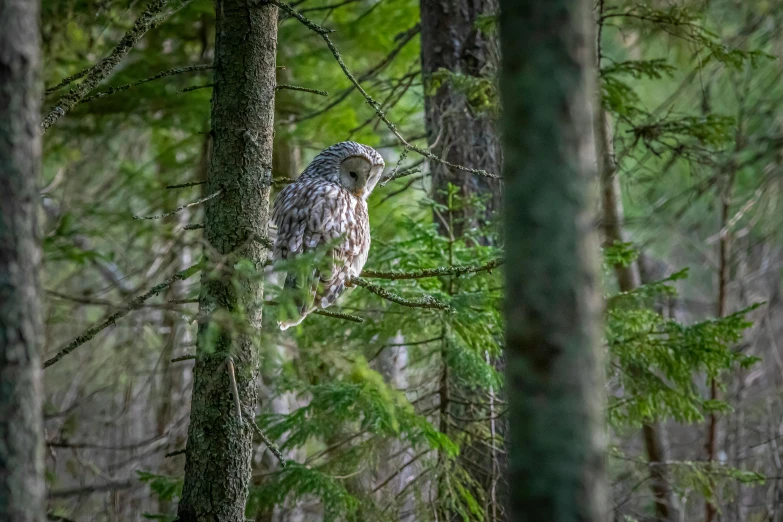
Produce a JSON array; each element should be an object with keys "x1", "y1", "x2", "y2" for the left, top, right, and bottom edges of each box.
[{"x1": 271, "y1": 141, "x2": 385, "y2": 330}]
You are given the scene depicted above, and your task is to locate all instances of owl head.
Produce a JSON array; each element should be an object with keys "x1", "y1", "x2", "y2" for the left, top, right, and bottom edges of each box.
[{"x1": 301, "y1": 141, "x2": 385, "y2": 200}]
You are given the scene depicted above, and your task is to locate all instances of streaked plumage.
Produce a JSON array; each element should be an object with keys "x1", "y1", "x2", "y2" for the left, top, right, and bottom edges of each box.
[{"x1": 271, "y1": 141, "x2": 384, "y2": 330}]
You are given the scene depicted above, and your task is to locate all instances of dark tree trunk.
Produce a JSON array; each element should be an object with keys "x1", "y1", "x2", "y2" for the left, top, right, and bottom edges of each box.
[
  {"x1": 499, "y1": 0, "x2": 607, "y2": 521},
  {"x1": 420, "y1": 2, "x2": 504, "y2": 518},
  {"x1": 176, "y1": 0, "x2": 277, "y2": 520},
  {"x1": 0, "y1": 1, "x2": 46, "y2": 521},
  {"x1": 420, "y1": 0, "x2": 502, "y2": 238}
]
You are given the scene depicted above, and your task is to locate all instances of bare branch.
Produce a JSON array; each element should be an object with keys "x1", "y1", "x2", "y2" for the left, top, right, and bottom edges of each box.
[
  {"x1": 166, "y1": 180, "x2": 207, "y2": 189},
  {"x1": 43, "y1": 263, "x2": 202, "y2": 369},
  {"x1": 45, "y1": 67, "x2": 91, "y2": 96},
  {"x1": 313, "y1": 308, "x2": 364, "y2": 323},
  {"x1": 265, "y1": 299, "x2": 363, "y2": 323},
  {"x1": 379, "y1": 174, "x2": 424, "y2": 205},
  {"x1": 290, "y1": 22, "x2": 421, "y2": 123},
  {"x1": 183, "y1": 223, "x2": 205, "y2": 230},
  {"x1": 132, "y1": 190, "x2": 222, "y2": 220},
  {"x1": 178, "y1": 83, "x2": 214, "y2": 93},
  {"x1": 171, "y1": 354, "x2": 197, "y2": 363},
  {"x1": 49, "y1": 481, "x2": 135, "y2": 498},
  {"x1": 243, "y1": 406, "x2": 286, "y2": 466},
  {"x1": 227, "y1": 358, "x2": 243, "y2": 422},
  {"x1": 79, "y1": 64, "x2": 213, "y2": 104},
  {"x1": 350, "y1": 277, "x2": 454, "y2": 311},
  {"x1": 381, "y1": 160, "x2": 425, "y2": 186},
  {"x1": 276, "y1": 84, "x2": 328, "y2": 96},
  {"x1": 165, "y1": 448, "x2": 187, "y2": 458},
  {"x1": 298, "y1": 0, "x2": 362, "y2": 14},
  {"x1": 41, "y1": 0, "x2": 172, "y2": 133},
  {"x1": 361, "y1": 258, "x2": 504, "y2": 280}
]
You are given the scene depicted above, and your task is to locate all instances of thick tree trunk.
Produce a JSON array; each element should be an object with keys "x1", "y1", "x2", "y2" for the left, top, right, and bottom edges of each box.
[
  {"x1": 0, "y1": 1, "x2": 46, "y2": 521},
  {"x1": 595, "y1": 110, "x2": 679, "y2": 522},
  {"x1": 420, "y1": 0, "x2": 502, "y2": 238},
  {"x1": 176, "y1": 0, "x2": 277, "y2": 520},
  {"x1": 499, "y1": 0, "x2": 607, "y2": 521}
]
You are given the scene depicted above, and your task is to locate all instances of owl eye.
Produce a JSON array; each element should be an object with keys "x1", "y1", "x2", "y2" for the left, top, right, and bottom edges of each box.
[{"x1": 349, "y1": 171, "x2": 358, "y2": 179}]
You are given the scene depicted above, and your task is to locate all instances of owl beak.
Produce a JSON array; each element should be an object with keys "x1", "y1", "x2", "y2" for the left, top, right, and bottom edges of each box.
[{"x1": 353, "y1": 188, "x2": 364, "y2": 198}]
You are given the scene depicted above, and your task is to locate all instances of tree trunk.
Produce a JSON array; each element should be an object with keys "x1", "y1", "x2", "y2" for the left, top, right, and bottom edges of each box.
[
  {"x1": 595, "y1": 109, "x2": 679, "y2": 522},
  {"x1": 0, "y1": 0, "x2": 46, "y2": 521},
  {"x1": 499, "y1": 0, "x2": 607, "y2": 521},
  {"x1": 420, "y1": 2, "x2": 504, "y2": 518},
  {"x1": 420, "y1": 0, "x2": 502, "y2": 239},
  {"x1": 176, "y1": 0, "x2": 277, "y2": 520}
]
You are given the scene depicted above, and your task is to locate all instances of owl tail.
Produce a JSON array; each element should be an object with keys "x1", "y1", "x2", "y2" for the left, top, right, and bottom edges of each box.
[
  {"x1": 278, "y1": 312, "x2": 310, "y2": 331},
  {"x1": 278, "y1": 272, "x2": 316, "y2": 330}
]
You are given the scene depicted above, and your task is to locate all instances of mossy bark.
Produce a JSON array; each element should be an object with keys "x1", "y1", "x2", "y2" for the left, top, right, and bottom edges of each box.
[
  {"x1": 420, "y1": 1, "x2": 505, "y2": 518},
  {"x1": 499, "y1": 0, "x2": 607, "y2": 521},
  {"x1": 176, "y1": 0, "x2": 277, "y2": 520},
  {"x1": 420, "y1": 0, "x2": 502, "y2": 237},
  {"x1": 0, "y1": 0, "x2": 46, "y2": 521}
]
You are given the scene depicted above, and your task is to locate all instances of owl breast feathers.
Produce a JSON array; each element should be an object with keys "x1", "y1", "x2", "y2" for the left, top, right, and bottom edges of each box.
[{"x1": 271, "y1": 141, "x2": 385, "y2": 330}]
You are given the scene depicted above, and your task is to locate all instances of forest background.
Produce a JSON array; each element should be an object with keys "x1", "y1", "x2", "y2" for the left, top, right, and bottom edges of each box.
[{"x1": 22, "y1": 0, "x2": 783, "y2": 520}]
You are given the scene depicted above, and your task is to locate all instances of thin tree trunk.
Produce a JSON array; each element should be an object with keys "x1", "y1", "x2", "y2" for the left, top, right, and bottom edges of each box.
[
  {"x1": 595, "y1": 109, "x2": 679, "y2": 522},
  {"x1": 705, "y1": 170, "x2": 734, "y2": 522},
  {"x1": 499, "y1": 0, "x2": 607, "y2": 521},
  {"x1": 0, "y1": 0, "x2": 46, "y2": 520},
  {"x1": 176, "y1": 0, "x2": 277, "y2": 520}
]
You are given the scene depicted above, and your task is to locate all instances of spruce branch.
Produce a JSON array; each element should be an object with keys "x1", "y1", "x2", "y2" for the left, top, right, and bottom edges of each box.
[
  {"x1": 265, "y1": 0, "x2": 499, "y2": 179},
  {"x1": 350, "y1": 277, "x2": 454, "y2": 311},
  {"x1": 79, "y1": 64, "x2": 214, "y2": 104},
  {"x1": 132, "y1": 190, "x2": 222, "y2": 220},
  {"x1": 41, "y1": 0, "x2": 172, "y2": 133},
  {"x1": 361, "y1": 258, "x2": 504, "y2": 280},
  {"x1": 43, "y1": 263, "x2": 202, "y2": 369}
]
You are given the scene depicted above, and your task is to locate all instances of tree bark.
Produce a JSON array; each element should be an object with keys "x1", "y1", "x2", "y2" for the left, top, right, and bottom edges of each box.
[
  {"x1": 420, "y1": 0, "x2": 502, "y2": 239},
  {"x1": 499, "y1": 0, "x2": 607, "y2": 521},
  {"x1": 420, "y1": 2, "x2": 504, "y2": 518},
  {"x1": 176, "y1": 0, "x2": 277, "y2": 520},
  {"x1": 0, "y1": 0, "x2": 46, "y2": 521}
]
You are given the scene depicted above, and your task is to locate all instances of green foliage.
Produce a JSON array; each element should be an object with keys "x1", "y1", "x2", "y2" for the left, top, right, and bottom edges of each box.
[
  {"x1": 138, "y1": 471, "x2": 183, "y2": 521},
  {"x1": 426, "y1": 68, "x2": 499, "y2": 115},
  {"x1": 39, "y1": 0, "x2": 781, "y2": 520},
  {"x1": 248, "y1": 462, "x2": 361, "y2": 522}
]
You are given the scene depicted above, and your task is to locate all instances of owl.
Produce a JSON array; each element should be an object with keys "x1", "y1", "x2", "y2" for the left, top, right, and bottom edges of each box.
[{"x1": 271, "y1": 141, "x2": 385, "y2": 330}]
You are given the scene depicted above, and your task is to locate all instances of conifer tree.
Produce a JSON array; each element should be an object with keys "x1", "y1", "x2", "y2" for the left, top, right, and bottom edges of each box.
[
  {"x1": 0, "y1": 0, "x2": 46, "y2": 521},
  {"x1": 176, "y1": 0, "x2": 278, "y2": 520},
  {"x1": 499, "y1": 0, "x2": 607, "y2": 520}
]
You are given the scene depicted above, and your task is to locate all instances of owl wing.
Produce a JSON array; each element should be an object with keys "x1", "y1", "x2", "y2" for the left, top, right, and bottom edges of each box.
[{"x1": 272, "y1": 179, "x2": 369, "y2": 328}]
